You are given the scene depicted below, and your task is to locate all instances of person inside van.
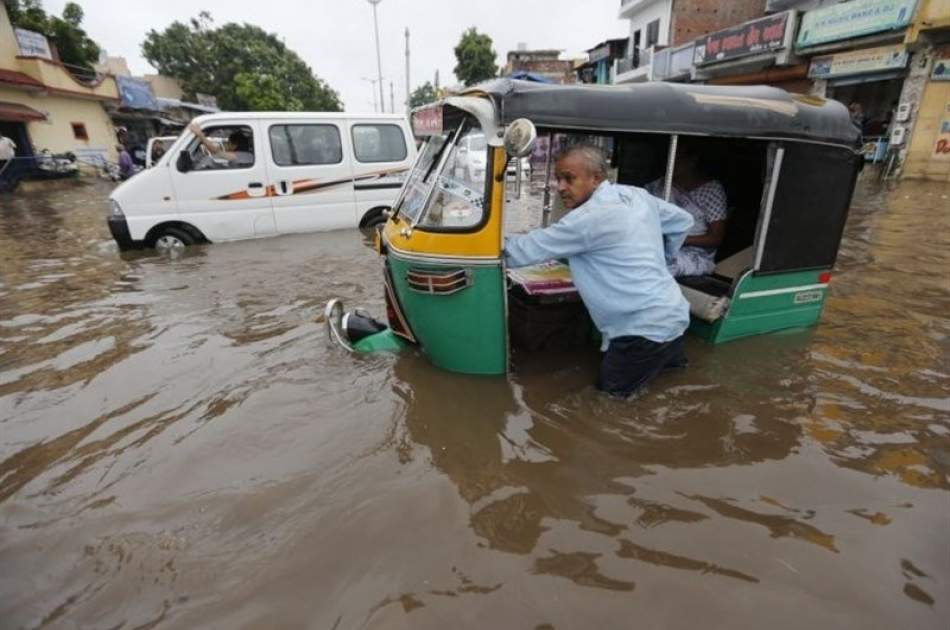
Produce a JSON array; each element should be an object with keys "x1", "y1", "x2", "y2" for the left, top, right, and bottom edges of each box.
[
  {"x1": 646, "y1": 140, "x2": 727, "y2": 277},
  {"x1": 188, "y1": 122, "x2": 254, "y2": 169}
]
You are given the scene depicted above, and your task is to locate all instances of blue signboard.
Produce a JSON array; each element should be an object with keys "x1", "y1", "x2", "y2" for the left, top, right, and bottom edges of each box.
[
  {"x1": 116, "y1": 76, "x2": 160, "y2": 111},
  {"x1": 796, "y1": 0, "x2": 918, "y2": 49}
]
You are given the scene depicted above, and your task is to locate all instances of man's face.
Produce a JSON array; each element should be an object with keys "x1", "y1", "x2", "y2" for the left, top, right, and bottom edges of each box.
[{"x1": 554, "y1": 154, "x2": 602, "y2": 210}]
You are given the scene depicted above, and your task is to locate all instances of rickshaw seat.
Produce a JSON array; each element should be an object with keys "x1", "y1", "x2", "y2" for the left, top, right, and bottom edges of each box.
[{"x1": 713, "y1": 246, "x2": 754, "y2": 280}]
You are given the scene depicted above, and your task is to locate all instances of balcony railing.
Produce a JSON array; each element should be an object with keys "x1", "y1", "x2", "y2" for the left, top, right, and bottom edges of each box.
[{"x1": 616, "y1": 47, "x2": 652, "y2": 74}]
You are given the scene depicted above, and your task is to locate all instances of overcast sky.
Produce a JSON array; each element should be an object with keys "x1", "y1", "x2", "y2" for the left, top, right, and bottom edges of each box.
[{"x1": 43, "y1": 0, "x2": 627, "y2": 112}]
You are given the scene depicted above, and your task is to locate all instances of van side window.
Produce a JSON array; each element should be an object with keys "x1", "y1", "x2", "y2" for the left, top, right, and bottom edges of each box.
[
  {"x1": 352, "y1": 124, "x2": 407, "y2": 163},
  {"x1": 188, "y1": 125, "x2": 255, "y2": 171},
  {"x1": 269, "y1": 125, "x2": 343, "y2": 166}
]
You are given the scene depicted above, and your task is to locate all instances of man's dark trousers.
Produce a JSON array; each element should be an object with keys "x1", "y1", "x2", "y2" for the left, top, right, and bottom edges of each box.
[{"x1": 597, "y1": 334, "x2": 687, "y2": 397}]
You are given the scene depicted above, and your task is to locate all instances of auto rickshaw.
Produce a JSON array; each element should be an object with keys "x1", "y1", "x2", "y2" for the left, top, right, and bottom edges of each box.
[{"x1": 326, "y1": 79, "x2": 862, "y2": 376}]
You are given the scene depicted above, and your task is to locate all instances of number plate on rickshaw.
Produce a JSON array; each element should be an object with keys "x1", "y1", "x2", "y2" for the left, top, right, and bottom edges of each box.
[{"x1": 793, "y1": 290, "x2": 824, "y2": 305}]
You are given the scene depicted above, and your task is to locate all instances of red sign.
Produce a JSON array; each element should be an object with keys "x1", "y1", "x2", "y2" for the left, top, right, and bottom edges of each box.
[
  {"x1": 694, "y1": 12, "x2": 790, "y2": 66},
  {"x1": 412, "y1": 106, "x2": 443, "y2": 136}
]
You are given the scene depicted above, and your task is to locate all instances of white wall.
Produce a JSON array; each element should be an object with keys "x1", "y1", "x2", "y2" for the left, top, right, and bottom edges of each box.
[{"x1": 626, "y1": 0, "x2": 673, "y2": 49}]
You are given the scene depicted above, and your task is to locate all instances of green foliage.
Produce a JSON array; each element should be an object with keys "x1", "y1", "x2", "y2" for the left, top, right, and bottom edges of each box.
[
  {"x1": 4, "y1": 0, "x2": 101, "y2": 73},
  {"x1": 142, "y1": 14, "x2": 342, "y2": 112},
  {"x1": 453, "y1": 28, "x2": 497, "y2": 87},
  {"x1": 409, "y1": 81, "x2": 438, "y2": 109}
]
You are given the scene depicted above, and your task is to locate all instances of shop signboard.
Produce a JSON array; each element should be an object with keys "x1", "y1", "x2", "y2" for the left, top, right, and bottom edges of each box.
[
  {"x1": 14, "y1": 28, "x2": 52, "y2": 60},
  {"x1": 932, "y1": 59, "x2": 950, "y2": 81},
  {"x1": 693, "y1": 12, "x2": 790, "y2": 66},
  {"x1": 796, "y1": 0, "x2": 918, "y2": 49},
  {"x1": 116, "y1": 76, "x2": 160, "y2": 111},
  {"x1": 933, "y1": 101, "x2": 950, "y2": 161},
  {"x1": 195, "y1": 93, "x2": 219, "y2": 109},
  {"x1": 808, "y1": 45, "x2": 909, "y2": 79},
  {"x1": 588, "y1": 44, "x2": 611, "y2": 64}
]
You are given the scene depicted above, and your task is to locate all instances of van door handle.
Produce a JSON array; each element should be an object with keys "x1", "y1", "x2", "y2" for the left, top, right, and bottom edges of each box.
[{"x1": 246, "y1": 181, "x2": 267, "y2": 198}]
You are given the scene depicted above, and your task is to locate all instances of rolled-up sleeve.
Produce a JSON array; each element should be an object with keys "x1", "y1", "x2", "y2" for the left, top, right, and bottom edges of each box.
[
  {"x1": 504, "y1": 214, "x2": 590, "y2": 268},
  {"x1": 653, "y1": 197, "x2": 694, "y2": 263}
]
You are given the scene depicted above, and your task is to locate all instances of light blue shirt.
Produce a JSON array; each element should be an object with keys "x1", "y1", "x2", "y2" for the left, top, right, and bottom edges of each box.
[{"x1": 505, "y1": 181, "x2": 694, "y2": 348}]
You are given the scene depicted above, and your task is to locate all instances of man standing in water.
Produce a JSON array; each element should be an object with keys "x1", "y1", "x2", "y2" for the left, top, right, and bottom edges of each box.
[{"x1": 504, "y1": 145, "x2": 694, "y2": 397}]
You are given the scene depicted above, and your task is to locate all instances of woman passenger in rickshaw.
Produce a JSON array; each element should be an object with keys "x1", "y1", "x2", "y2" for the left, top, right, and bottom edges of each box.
[{"x1": 646, "y1": 139, "x2": 727, "y2": 277}]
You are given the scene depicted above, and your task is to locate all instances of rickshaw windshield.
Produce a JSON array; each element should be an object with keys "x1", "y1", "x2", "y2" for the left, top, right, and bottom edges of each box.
[
  {"x1": 395, "y1": 122, "x2": 489, "y2": 231},
  {"x1": 393, "y1": 132, "x2": 450, "y2": 224}
]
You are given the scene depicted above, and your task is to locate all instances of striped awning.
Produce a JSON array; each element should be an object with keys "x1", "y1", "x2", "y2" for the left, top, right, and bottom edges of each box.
[{"x1": 0, "y1": 101, "x2": 47, "y2": 122}]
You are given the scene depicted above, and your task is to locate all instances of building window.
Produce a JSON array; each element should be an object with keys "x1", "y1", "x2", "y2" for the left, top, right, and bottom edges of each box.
[
  {"x1": 71, "y1": 123, "x2": 88, "y2": 141},
  {"x1": 646, "y1": 20, "x2": 660, "y2": 47},
  {"x1": 633, "y1": 30, "x2": 641, "y2": 50}
]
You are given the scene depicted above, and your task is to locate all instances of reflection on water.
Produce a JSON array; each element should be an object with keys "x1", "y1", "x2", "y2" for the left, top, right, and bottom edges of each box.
[{"x1": 0, "y1": 178, "x2": 947, "y2": 629}]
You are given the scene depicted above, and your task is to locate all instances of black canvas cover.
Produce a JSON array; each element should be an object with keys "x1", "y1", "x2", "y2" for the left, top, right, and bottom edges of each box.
[
  {"x1": 758, "y1": 143, "x2": 861, "y2": 273},
  {"x1": 463, "y1": 79, "x2": 861, "y2": 148}
]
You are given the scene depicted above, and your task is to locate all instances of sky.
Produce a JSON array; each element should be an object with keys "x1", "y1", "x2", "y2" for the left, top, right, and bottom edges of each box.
[{"x1": 44, "y1": 0, "x2": 628, "y2": 113}]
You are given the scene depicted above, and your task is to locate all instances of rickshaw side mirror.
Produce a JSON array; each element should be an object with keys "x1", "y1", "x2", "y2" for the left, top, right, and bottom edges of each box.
[{"x1": 503, "y1": 118, "x2": 537, "y2": 158}]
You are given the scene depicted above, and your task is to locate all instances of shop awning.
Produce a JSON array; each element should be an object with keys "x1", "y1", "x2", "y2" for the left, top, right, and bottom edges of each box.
[
  {"x1": 829, "y1": 70, "x2": 906, "y2": 87},
  {"x1": 0, "y1": 69, "x2": 44, "y2": 90},
  {"x1": 0, "y1": 101, "x2": 47, "y2": 122}
]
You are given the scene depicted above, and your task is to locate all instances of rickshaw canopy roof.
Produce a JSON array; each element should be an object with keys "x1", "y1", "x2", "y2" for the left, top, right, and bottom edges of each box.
[{"x1": 460, "y1": 79, "x2": 861, "y2": 148}]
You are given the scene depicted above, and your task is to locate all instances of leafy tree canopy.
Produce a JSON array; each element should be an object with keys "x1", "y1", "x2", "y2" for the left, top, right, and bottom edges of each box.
[
  {"x1": 142, "y1": 13, "x2": 341, "y2": 112},
  {"x1": 453, "y1": 27, "x2": 497, "y2": 87},
  {"x1": 409, "y1": 81, "x2": 438, "y2": 109},
  {"x1": 4, "y1": 0, "x2": 101, "y2": 73}
]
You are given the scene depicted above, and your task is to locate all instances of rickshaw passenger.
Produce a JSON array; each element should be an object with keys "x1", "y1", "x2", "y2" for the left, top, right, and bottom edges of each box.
[
  {"x1": 504, "y1": 145, "x2": 694, "y2": 398},
  {"x1": 646, "y1": 141, "x2": 727, "y2": 277}
]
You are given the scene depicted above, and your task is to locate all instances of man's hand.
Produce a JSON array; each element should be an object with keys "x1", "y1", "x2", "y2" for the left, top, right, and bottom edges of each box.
[{"x1": 188, "y1": 122, "x2": 203, "y2": 138}]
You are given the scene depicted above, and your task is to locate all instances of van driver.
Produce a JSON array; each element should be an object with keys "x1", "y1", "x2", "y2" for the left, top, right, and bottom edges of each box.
[{"x1": 188, "y1": 122, "x2": 254, "y2": 168}]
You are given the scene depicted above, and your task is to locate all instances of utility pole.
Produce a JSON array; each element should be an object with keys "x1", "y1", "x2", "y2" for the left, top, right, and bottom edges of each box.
[
  {"x1": 405, "y1": 27, "x2": 411, "y2": 115},
  {"x1": 390, "y1": 81, "x2": 395, "y2": 114},
  {"x1": 435, "y1": 69, "x2": 440, "y2": 92},
  {"x1": 367, "y1": 0, "x2": 385, "y2": 114},
  {"x1": 361, "y1": 77, "x2": 379, "y2": 112}
]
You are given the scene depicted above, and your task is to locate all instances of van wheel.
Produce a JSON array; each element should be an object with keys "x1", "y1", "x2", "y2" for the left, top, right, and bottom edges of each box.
[
  {"x1": 360, "y1": 208, "x2": 389, "y2": 229},
  {"x1": 153, "y1": 227, "x2": 194, "y2": 253}
]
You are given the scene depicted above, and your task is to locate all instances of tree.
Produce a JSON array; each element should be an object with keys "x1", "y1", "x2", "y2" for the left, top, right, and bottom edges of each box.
[
  {"x1": 4, "y1": 0, "x2": 101, "y2": 73},
  {"x1": 409, "y1": 81, "x2": 438, "y2": 109},
  {"x1": 142, "y1": 14, "x2": 342, "y2": 112},
  {"x1": 453, "y1": 28, "x2": 497, "y2": 87}
]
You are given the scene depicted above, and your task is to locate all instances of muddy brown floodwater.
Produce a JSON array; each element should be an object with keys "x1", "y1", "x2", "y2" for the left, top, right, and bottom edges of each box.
[{"x1": 0, "y1": 177, "x2": 948, "y2": 630}]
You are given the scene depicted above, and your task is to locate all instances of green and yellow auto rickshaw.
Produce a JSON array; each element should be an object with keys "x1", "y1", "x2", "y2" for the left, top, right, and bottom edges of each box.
[{"x1": 326, "y1": 79, "x2": 863, "y2": 376}]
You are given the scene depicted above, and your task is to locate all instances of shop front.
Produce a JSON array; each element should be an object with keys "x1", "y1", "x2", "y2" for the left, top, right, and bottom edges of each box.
[
  {"x1": 690, "y1": 11, "x2": 809, "y2": 93},
  {"x1": 902, "y1": 45, "x2": 950, "y2": 181},
  {"x1": 795, "y1": 0, "x2": 920, "y2": 164},
  {"x1": 809, "y1": 44, "x2": 911, "y2": 159}
]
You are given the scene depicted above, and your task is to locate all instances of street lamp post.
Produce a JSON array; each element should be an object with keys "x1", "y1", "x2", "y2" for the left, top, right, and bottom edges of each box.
[
  {"x1": 367, "y1": 0, "x2": 385, "y2": 113},
  {"x1": 361, "y1": 77, "x2": 379, "y2": 112}
]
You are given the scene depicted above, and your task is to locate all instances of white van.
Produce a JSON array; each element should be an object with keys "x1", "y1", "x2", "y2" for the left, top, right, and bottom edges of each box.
[{"x1": 107, "y1": 112, "x2": 416, "y2": 251}]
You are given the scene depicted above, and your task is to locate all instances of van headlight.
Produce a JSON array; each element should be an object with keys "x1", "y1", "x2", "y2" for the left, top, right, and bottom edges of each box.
[{"x1": 108, "y1": 199, "x2": 124, "y2": 219}]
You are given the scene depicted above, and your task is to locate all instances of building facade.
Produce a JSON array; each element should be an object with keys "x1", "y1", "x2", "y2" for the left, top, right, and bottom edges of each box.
[
  {"x1": 576, "y1": 38, "x2": 629, "y2": 84},
  {"x1": 615, "y1": 0, "x2": 768, "y2": 83},
  {"x1": 899, "y1": 0, "x2": 950, "y2": 181},
  {"x1": 503, "y1": 47, "x2": 576, "y2": 84},
  {"x1": 0, "y1": 2, "x2": 119, "y2": 173}
]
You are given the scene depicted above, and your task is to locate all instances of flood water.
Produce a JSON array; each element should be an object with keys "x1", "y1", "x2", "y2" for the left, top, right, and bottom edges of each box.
[{"x1": 1, "y1": 177, "x2": 948, "y2": 629}]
